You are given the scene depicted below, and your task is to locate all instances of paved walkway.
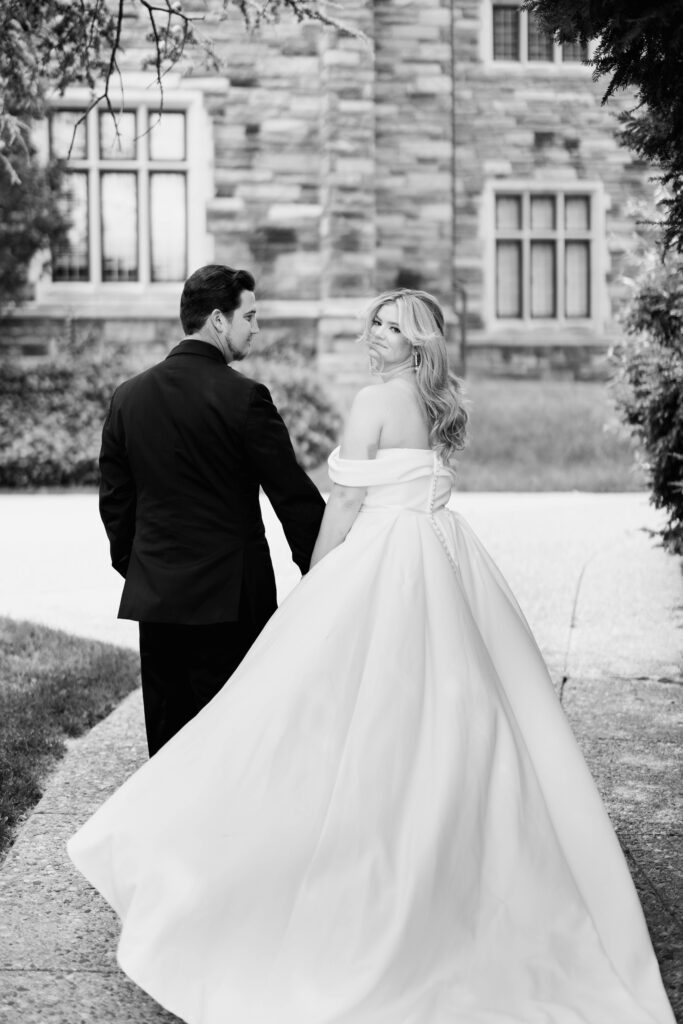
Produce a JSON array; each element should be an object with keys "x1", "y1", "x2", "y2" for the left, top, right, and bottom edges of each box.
[{"x1": 0, "y1": 492, "x2": 681, "y2": 1022}]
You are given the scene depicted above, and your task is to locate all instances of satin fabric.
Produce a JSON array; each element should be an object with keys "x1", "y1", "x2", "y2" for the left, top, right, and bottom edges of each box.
[{"x1": 68, "y1": 448, "x2": 674, "y2": 1024}]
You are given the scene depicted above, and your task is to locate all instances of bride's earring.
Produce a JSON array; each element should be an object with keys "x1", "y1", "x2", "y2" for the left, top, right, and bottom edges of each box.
[{"x1": 412, "y1": 348, "x2": 421, "y2": 370}]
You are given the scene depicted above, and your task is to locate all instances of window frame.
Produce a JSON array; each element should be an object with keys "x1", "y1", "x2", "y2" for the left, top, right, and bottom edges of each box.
[
  {"x1": 482, "y1": 1, "x2": 594, "y2": 68},
  {"x1": 482, "y1": 180, "x2": 605, "y2": 332},
  {"x1": 33, "y1": 76, "x2": 215, "y2": 311}
]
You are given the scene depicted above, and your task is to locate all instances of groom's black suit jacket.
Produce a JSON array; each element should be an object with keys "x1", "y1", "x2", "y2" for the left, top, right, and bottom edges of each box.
[{"x1": 99, "y1": 338, "x2": 326, "y2": 626}]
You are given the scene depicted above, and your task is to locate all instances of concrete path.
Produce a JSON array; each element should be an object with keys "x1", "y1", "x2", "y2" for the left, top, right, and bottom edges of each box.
[{"x1": 0, "y1": 491, "x2": 681, "y2": 1022}]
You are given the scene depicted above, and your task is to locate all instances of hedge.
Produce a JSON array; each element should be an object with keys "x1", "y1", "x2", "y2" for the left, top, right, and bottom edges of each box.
[
  {"x1": 0, "y1": 341, "x2": 341, "y2": 487},
  {"x1": 611, "y1": 252, "x2": 683, "y2": 555}
]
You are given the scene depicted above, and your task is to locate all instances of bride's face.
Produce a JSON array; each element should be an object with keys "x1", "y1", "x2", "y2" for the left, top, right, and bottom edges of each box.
[{"x1": 368, "y1": 302, "x2": 412, "y2": 372}]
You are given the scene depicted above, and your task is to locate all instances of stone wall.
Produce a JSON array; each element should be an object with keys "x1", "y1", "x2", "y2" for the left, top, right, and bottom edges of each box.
[
  {"x1": 1, "y1": 0, "x2": 659, "y2": 399},
  {"x1": 374, "y1": 0, "x2": 455, "y2": 299},
  {"x1": 464, "y1": 343, "x2": 612, "y2": 381},
  {"x1": 201, "y1": 0, "x2": 457, "y2": 308},
  {"x1": 453, "y1": 0, "x2": 655, "y2": 342},
  {"x1": 199, "y1": 10, "x2": 323, "y2": 300}
]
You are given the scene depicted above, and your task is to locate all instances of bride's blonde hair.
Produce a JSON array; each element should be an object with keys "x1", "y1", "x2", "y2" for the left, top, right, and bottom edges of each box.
[{"x1": 359, "y1": 288, "x2": 468, "y2": 464}]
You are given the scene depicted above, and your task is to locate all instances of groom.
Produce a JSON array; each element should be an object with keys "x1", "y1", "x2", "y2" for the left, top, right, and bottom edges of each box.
[{"x1": 99, "y1": 265, "x2": 326, "y2": 756}]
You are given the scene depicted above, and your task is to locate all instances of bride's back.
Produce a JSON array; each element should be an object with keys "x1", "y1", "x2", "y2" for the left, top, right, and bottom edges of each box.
[
  {"x1": 341, "y1": 377, "x2": 432, "y2": 459},
  {"x1": 376, "y1": 378, "x2": 431, "y2": 451}
]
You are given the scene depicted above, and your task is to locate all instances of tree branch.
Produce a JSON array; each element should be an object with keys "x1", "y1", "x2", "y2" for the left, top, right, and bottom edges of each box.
[
  {"x1": 1, "y1": 0, "x2": 361, "y2": 185},
  {"x1": 70, "y1": 0, "x2": 126, "y2": 154}
]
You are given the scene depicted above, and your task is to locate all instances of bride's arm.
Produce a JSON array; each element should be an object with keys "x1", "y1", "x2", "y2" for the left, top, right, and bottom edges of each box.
[
  {"x1": 309, "y1": 483, "x2": 366, "y2": 567},
  {"x1": 309, "y1": 387, "x2": 383, "y2": 568}
]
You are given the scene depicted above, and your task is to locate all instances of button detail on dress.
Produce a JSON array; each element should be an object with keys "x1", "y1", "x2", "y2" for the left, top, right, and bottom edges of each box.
[{"x1": 428, "y1": 452, "x2": 460, "y2": 574}]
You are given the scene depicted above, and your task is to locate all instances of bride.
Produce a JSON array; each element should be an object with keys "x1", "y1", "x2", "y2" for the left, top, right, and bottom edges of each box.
[{"x1": 68, "y1": 288, "x2": 674, "y2": 1024}]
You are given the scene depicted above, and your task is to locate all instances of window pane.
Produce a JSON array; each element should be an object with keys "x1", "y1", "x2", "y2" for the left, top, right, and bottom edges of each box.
[
  {"x1": 530, "y1": 195, "x2": 555, "y2": 231},
  {"x1": 496, "y1": 241, "x2": 522, "y2": 317},
  {"x1": 565, "y1": 241, "x2": 590, "y2": 317},
  {"x1": 527, "y1": 17, "x2": 554, "y2": 61},
  {"x1": 496, "y1": 195, "x2": 522, "y2": 231},
  {"x1": 101, "y1": 173, "x2": 138, "y2": 281},
  {"x1": 149, "y1": 113, "x2": 186, "y2": 161},
  {"x1": 530, "y1": 241, "x2": 556, "y2": 317},
  {"x1": 52, "y1": 173, "x2": 89, "y2": 281},
  {"x1": 50, "y1": 111, "x2": 87, "y2": 160},
  {"x1": 150, "y1": 173, "x2": 187, "y2": 281},
  {"x1": 562, "y1": 39, "x2": 588, "y2": 62},
  {"x1": 565, "y1": 195, "x2": 591, "y2": 231},
  {"x1": 493, "y1": 7, "x2": 519, "y2": 60},
  {"x1": 99, "y1": 111, "x2": 137, "y2": 160}
]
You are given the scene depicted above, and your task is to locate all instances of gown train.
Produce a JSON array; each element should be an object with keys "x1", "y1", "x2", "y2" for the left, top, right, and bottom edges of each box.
[{"x1": 68, "y1": 448, "x2": 674, "y2": 1024}]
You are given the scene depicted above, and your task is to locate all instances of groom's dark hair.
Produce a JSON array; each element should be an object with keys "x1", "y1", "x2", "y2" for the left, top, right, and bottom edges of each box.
[{"x1": 180, "y1": 265, "x2": 256, "y2": 334}]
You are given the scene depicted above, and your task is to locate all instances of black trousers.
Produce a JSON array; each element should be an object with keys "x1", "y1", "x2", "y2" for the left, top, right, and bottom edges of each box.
[{"x1": 139, "y1": 608, "x2": 263, "y2": 757}]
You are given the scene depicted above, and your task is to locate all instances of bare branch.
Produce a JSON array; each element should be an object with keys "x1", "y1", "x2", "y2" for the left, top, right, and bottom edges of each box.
[
  {"x1": 140, "y1": 0, "x2": 166, "y2": 116},
  {"x1": 68, "y1": 0, "x2": 126, "y2": 157},
  {"x1": 232, "y1": 0, "x2": 357, "y2": 35},
  {"x1": 1, "y1": 0, "x2": 361, "y2": 188}
]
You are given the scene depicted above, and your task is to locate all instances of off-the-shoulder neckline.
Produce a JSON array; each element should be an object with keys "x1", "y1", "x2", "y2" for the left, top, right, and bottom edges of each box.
[
  {"x1": 331, "y1": 446, "x2": 434, "y2": 457},
  {"x1": 376, "y1": 447, "x2": 434, "y2": 454}
]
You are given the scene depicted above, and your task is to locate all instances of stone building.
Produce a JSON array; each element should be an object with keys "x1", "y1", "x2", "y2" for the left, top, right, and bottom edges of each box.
[{"x1": 4, "y1": 0, "x2": 655, "y2": 392}]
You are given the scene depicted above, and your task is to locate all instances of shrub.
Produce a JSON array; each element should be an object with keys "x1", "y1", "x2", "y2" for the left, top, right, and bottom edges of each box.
[
  {"x1": 245, "y1": 356, "x2": 342, "y2": 469},
  {"x1": 0, "y1": 338, "x2": 340, "y2": 487},
  {"x1": 240, "y1": 331, "x2": 343, "y2": 467},
  {"x1": 0, "y1": 342, "x2": 136, "y2": 487},
  {"x1": 0, "y1": 147, "x2": 68, "y2": 313},
  {"x1": 611, "y1": 252, "x2": 683, "y2": 554}
]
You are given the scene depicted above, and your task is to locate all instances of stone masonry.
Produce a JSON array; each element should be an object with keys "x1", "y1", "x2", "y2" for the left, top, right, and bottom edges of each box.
[{"x1": 1, "y1": 1, "x2": 658, "y2": 392}]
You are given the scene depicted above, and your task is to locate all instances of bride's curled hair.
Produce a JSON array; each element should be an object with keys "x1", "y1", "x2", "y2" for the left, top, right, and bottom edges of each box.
[{"x1": 359, "y1": 288, "x2": 468, "y2": 464}]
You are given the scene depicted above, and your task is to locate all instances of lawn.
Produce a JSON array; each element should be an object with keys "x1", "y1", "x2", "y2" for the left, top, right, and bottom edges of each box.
[
  {"x1": 308, "y1": 379, "x2": 646, "y2": 493},
  {"x1": 453, "y1": 379, "x2": 646, "y2": 492},
  {"x1": 0, "y1": 617, "x2": 140, "y2": 860}
]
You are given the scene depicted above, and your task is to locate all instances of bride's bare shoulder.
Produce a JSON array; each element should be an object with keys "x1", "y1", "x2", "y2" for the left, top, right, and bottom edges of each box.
[
  {"x1": 341, "y1": 384, "x2": 389, "y2": 457},
  {"x1": 346, "y1": 381, "x2": 416, "y2": 432},
  {"x1": 349, "y1": 383, "x2": 396, "y2": 410},
  {"x1": 352, "y1": 382, "x2": 386, "y2": 400},
  {"x1": 345, "y1": 383, "x2": 393, "y2": 421}
]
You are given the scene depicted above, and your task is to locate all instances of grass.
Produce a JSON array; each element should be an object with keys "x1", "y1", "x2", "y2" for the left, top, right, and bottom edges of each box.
[
  {"x1": 455, "y1": 379, "x2": 647, "y2": 491},
  {"x1": 0, "y1": 617, "x2": 140, "y2": 859},
  {"x1": 309, "y1": 379, "x2": 647, "y2": 492}
]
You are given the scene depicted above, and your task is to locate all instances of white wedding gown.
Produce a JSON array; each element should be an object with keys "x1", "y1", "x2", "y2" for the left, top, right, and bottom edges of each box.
[{"x1": 68, "y1": 448, "x2": 674, "y2": 1024}]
